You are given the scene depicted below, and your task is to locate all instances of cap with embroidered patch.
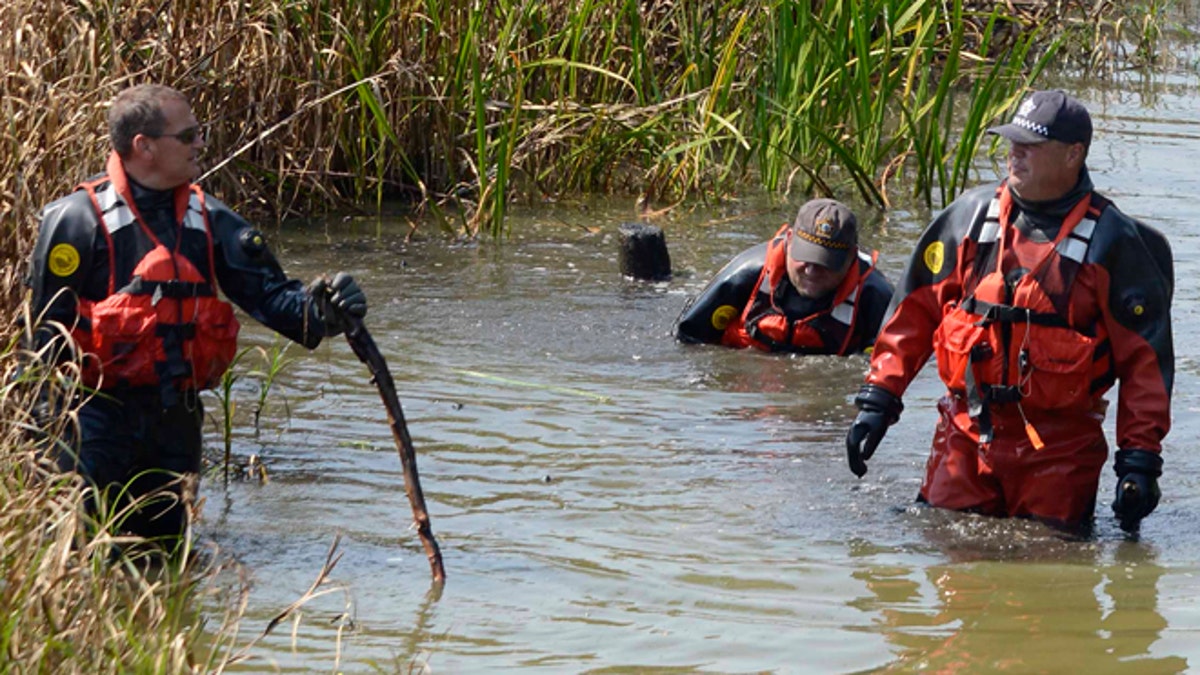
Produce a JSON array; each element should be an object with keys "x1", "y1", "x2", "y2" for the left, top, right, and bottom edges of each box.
[
  {"x1": 987, "y1": 89, "x2": 1092, "y2": 147},
  {"x1": 788, "y1": 198, "x2": 857, "y2": 269}
]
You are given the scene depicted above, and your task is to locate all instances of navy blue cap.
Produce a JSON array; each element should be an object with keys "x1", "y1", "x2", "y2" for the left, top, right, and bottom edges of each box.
[{"x1": 987, "y1": 89, "x2": 1092, "y2": 147}]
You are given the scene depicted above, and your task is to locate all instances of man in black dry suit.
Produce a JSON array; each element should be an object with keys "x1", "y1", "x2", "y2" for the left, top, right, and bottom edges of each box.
[{"x1": 26, "y1": 84, "x2": 367, "y2": 547}]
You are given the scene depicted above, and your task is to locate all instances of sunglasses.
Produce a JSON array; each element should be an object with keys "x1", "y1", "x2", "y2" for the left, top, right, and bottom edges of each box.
[{"x1": 151, "y1": 125, "x2": 203, "y2": 144}]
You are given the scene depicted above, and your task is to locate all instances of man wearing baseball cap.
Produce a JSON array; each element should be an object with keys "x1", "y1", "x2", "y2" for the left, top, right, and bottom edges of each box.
[
  {"x1": 844, "y1": 89, "x2": 1174, "y2": 533},
  {"x1": 676, "y1": 198, "x2": 894, "y2": 355}
]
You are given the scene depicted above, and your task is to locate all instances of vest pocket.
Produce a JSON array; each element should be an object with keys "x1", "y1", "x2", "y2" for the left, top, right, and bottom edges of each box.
[
  {"x1": 933, "y1": 306, "x2": 986, "y2": 391},
  {"x1": 188, "y1": 301, "x2": 240, "y2": 388},
  {"x1": 89, "y1": 296, "x2": 159, "y2": 387},
  {"x1": 1021, "y1": 325, "x2": 1095, "y2": 411}
]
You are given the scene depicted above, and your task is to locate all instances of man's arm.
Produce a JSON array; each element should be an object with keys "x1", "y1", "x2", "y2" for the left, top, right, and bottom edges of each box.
[
  {"x1": 864, "y1": 186, "x2": 992, "y2": 396},
  {"x1": 1096, "y1": 214, "x2": 1173, "y2": 452},
  {"x1": 206, "y1": 196, "x2": 327, "y2": 349},
  {"x1": 26, "y1": 192, "x2": 107, "y2": 350},
  {"x1": 675, "y1": 242, "x2": 766, "y2": 345}
]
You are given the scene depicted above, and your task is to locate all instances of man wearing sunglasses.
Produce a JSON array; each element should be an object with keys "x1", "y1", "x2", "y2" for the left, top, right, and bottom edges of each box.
[
  {"x1": 26, "y1": 84, "x2": 367, "y2": 550},
  {"x1": 675, "y1": 198, "x2": 894, "y2": 356}
]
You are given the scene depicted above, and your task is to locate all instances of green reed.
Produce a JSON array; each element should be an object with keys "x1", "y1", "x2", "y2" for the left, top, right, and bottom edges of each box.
[
  {"x1": 207, "y1": 342, "x2": 297, "y2": 482},
  {"x1": 891, "y1": 1, "x2": 1063, "y2": 206},
  {"x1": 32, "y1": 3, "x2": 1190, "y2": 250},
  {"x1": 2, "y1": 0, "x2": 1179, "y2": 270},
  {"x1": 246, "y1": 342, "x2": 298, "y2": 436},
  {"x1": 212, "y1": 347, "x2": 251, "y2": 484}
]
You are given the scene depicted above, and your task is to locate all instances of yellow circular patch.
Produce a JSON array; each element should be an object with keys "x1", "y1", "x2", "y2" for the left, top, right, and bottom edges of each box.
[
  {"x1": 48, "y1": 243, "x2": 81, "y2": 277},
  {"x1": 1133, "y1": 304, "x2": 1145, "y2": 316},
  {"x1": 923, "y1": 241, "x2": 944, "y2": 275},
  {"x1": 711, "y1": 304, "x2": 739, "y2": 331}
]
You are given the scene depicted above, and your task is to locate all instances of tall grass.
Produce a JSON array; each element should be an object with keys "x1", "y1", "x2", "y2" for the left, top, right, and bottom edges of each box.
[
  {"x1": 0, "y1": 325, "x2": 349, "y2": 672},
  {"x1": 0, "y1": 324, "x2": 225, "y2": 672},
  {"x1": 2, "y1": 0, "x2": 1166, "y2": 280},
  {"x1": 205, "y1": 341, "x2": 297, "y2": 482}
]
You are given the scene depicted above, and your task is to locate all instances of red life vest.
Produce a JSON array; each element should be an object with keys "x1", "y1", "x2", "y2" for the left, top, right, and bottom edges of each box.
[
  {"x1": 932, "y1": 183, "x2": 1113, "y2": 440},
  {"x1": 722, "y1": 224, "x2": 878, "y2": 354},
  {"x1": 71, "y1": 153, "x2": 239, "y2": 392}
]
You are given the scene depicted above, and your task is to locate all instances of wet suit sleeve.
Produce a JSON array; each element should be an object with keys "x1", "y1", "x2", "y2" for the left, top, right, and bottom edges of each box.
[
  {"x1": 206, "y1": 196, "x2": 327, "y2": 349},
  {"x1": 865, "y1": 185, "x2": 994, "y2": 396},
  {"x1": 26, "y1": 191, "x2": 109, "y2": 352},
  {"x1": 675, "y1": 242, "x2": 767, "y2": 344},
  {"x1": 1093, "y1": 213, "x2": 1173, "y2": 453}
]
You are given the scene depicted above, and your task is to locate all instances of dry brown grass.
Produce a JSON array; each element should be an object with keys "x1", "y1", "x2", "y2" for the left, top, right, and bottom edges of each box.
[
  {"x1": 0, "y1": 323, "x2": 352, "y2": 672},
  {"x1": 0, "y1": 322, "x2": 209, "y2": 671}
]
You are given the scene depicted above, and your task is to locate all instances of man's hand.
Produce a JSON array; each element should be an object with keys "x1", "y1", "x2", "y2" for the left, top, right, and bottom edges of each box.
[
  {"x1": 309, "y1": 272, "x2": 367, "y2": 336},
  {"x1": 1112, "y1": 448, "x2": 1162, "y2": 532},
  {"x1": 845, "y1": 384, "x2": 903, "y2": 478}
]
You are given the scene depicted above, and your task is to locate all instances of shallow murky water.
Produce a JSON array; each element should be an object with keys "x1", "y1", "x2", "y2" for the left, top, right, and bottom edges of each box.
[{"x1": 203, "y1": 69, "x2": 1200, "y2": 673}]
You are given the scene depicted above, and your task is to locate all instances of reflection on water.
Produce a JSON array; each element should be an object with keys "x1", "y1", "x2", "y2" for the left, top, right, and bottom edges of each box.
[
  {"x1": 203, "y1": 71, "x2": 1200, "y2": 673},
  {"x1": 854, "y1": 516, "x2": 1187, "y2": 674}
]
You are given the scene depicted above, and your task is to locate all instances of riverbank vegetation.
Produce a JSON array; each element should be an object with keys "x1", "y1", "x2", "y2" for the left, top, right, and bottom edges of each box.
[
  {"x1": 0, "y1": 329, "x2": 229, "y2": 671},
  {"x1": 0, "y1": 324, "x2": 347, "y2": 672},
  {"x1": 3, "y1": 1, "x2": 1178, "y2": 264},
  {"x1": 0, "y1": 0, "x2": 1183, "y2": 670}
]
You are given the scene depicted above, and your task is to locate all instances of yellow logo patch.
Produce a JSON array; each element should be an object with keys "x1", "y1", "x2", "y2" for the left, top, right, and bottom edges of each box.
[
  {"x1": 923, "y1": 241, "x2": 944, "y2": 275},
  {"x1": 49, "y1": 243, "x2": 81, "y2": 277},
  {"x1": 711, "y1": 304, "x2": 739, "y2": 331}
]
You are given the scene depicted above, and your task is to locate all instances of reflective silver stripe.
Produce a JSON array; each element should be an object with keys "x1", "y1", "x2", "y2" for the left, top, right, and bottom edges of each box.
[
  {"x1": 95, "y1": 184, "x2": 136, "y2": 234},
  {"x1": 1056, "y1": 217, "x2": 1096, "y2": 263},
  {"x1": 986, "y1": 197, "x2": 1002, "y2": 221},
  {"x1": 183, "y1": 192, "x2": 206, "y2": 232},
  {"x1": 831, "y1": 302, "x2": 854, "y2": 325},
  {"x1": 978, "y1": 197, "x2": 1002, "y2": 243},
  {"x1": 978, "y1": 219, "x2": 1000, "y2": 243},
  {"x1": 96, "y1": 184, "x2": 121, "y2": 212},
  {"x1": 1058, "y1": 237, "x2": 1088, "y2": 262},
  {"x1": 831, "y1": 287, "x2": 857, "y2": 325},
  {"x1": 102, "y1": 206, "x2": 136, "y2": 234}
]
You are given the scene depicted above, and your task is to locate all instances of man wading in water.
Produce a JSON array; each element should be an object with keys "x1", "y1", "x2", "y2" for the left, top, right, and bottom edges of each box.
[
  {"x1": 844, "y1": 90, "x2": 1173, "y2": 533},
  {"x1": 26, "y1": 84, "x2": 368, "y2": 552}
]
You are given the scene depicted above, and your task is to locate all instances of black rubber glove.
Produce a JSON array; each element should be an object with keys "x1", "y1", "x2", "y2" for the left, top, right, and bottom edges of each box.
[
  {"x1": 1112, "y1": 448, "x2": 1162, "y2": 532},
  {"x1": 308, "y1": 272, "x2": 367, "y2": 337},
  {"x1": 845, "y1": 384, "x2": 903, "y2": 478}
]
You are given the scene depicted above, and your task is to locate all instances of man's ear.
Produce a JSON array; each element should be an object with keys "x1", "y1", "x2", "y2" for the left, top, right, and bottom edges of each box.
[
  {"x1": 1068, "y1": 142, "x2": 1088, "y2": 168},
  {"x1": 132, "y1": 134, "x2": 152, "y2": 157}
]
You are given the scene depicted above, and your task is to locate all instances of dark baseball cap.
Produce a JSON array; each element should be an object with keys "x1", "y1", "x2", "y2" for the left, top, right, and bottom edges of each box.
[
  {"x1": 987, "y1": 89, "x2": 1092, "y2": 147},
  {"x1": 788, "y1": 198, "x2": 857, "y2": 269}
]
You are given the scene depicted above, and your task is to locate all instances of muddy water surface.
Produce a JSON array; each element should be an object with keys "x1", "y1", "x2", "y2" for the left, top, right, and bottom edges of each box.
[{"x1": 208, "y1": 71, "x2": 1200, "y2": 674}]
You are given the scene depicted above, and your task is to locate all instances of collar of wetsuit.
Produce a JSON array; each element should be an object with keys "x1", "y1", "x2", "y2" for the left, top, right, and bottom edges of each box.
[
  {"x1": 1009, "y1": 167, "x2": 1095, "y2": 240},
  {"x1": 128, "y1": 176, "x2": 174, "y2": 209}
]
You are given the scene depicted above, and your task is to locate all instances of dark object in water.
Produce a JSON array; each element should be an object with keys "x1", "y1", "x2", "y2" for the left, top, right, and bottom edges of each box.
[
  {"x1": 344, "y1": 316, "x2": 446, "y2": 584},
  {"x1": 618, "y1": 222, "x2": 672, "y2": 281}
]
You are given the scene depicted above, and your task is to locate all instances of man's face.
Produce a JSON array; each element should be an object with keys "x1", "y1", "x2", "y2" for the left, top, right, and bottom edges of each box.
[
  {"x1": 146, "y1": 98, "x2": 205, "y2": 186},
  {"x1": 785, "y1": 240, "x2": 851, "y2": 298},
  {"x1": 1006, "y1": 139, "x2": 1084, "y2": 202}
]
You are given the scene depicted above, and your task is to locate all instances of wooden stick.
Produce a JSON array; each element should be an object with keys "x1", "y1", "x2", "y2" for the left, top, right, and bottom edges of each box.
[{"x1": 343, "y1": 317, "x2": 446, "y2": 583}]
